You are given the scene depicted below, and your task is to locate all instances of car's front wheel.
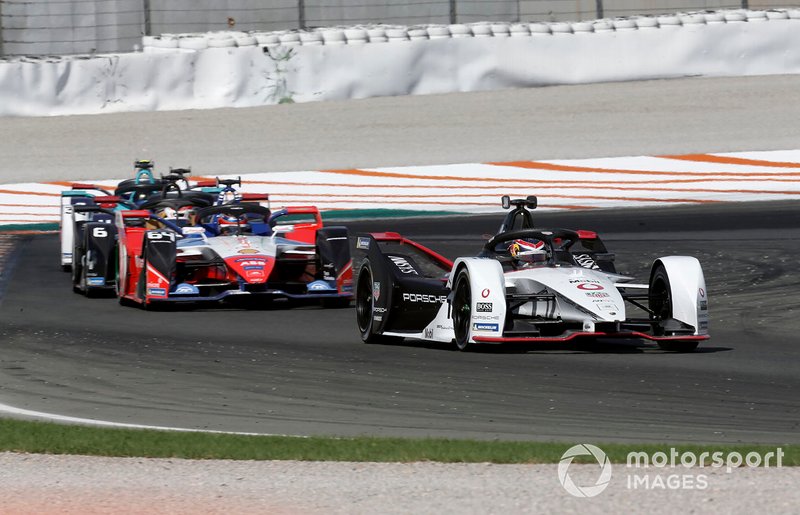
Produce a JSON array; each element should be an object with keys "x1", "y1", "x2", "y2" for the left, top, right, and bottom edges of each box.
[
  {"x1": 649, "y1": 264, "x2": 698, "y2": 352},
  {"x1": 452, "y1": 268, "x2": 474, "y2": 351}
]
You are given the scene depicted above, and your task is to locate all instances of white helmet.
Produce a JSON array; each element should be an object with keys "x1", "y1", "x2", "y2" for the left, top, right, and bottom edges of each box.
[{"x1": 508, "y1": 239, "x2": 548, "y2": 265}]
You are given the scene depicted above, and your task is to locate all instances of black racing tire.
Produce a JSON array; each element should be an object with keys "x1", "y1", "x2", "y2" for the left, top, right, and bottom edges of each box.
[
  {"x1": 649, "y1": 264, "x2": 671, "y2": 332},
  {"x1": 355, "y1": 261, "x2": 400, "y2": 344},
  {"x1": 452, "y1": 268, "x2": 474, "y2": 351},
  {"x1": 650, "y1": 264, "x2": 698, "y2": 352},
  {"x1": 71, "y1": 246, "x2": 84, "y2": 294}
]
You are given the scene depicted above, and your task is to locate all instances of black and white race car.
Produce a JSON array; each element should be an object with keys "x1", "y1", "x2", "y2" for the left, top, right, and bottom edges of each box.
[{"x1": 354, "y1": 196, "x2": 709, "y2": 351}]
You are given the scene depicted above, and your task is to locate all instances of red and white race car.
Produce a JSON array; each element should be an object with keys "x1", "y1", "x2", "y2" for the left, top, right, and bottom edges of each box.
[{"x1": 115, "y1": 202, "x2": 352, "y2": 308}]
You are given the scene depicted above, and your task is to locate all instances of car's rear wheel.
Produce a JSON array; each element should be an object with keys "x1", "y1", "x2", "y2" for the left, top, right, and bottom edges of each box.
[
  {"x1": 452, "y1": 268, "x2": 474, "y2": 351},
  {"x1": 650, "y1": 264, "x2": 698, "y2": 352},
  {"x1": 356, "y1": 261, "x2": 399, "y2": 344}
]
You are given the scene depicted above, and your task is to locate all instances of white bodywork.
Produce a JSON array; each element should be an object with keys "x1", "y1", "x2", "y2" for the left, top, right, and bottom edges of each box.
[
  {"x1": 384, "y1": 255, "x2": 707, "y2": 344},
  {"x1": 59, "y1": 196, "x2": 89, "y2": 266}
]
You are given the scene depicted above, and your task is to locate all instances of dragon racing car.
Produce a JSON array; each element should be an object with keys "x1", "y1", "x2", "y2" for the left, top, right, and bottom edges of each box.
[{"x1": 355, "y1": 196, "x2": 709, "y2": 351}]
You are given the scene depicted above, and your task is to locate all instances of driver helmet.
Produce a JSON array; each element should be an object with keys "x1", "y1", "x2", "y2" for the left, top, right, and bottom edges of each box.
[
  {"x1": 508, "y1": 238, "x2": 548, "y2": 265},
  {"x1": 177, "y1": 206, "x2": 198, "y2": 227},
  {"x1": 155, "y1": 205, "x2": 198, "y2": 227},
  {"x1": 155, "y1": 205, "x2": 178, "y2": 222},
  {"x1": 217, "y1": 189, "x2": 242, "y2": 205},
  {"x1": 218, "y1": 214, "x2": 248, "y2": 235}
]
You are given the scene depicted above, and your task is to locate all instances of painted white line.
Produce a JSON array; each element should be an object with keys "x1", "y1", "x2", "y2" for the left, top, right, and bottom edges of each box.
[{"x1": 0, "y1": 402, "x2": 300, "y2": 437}]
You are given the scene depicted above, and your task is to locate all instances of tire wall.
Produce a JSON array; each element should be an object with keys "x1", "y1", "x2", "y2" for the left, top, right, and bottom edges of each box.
[{"x1": 1, "y1": 11, "x2": 799, "y2": 117}]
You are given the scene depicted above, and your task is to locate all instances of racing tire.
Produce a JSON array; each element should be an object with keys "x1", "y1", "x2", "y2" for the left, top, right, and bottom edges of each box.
[
  {"x1": 452, "y1": 268, "x2": 475, "y2": 351},
  {"x1": 61, "y1": 264, "x2": 71, "y2": 273},
  {"x1": 71, "y1": 243, "x2": 84, "y2": 294},
  {"x1": 355, "y1": 261, "x2": 400, "y2": 344},
  {"x1": 649, "y1": 264, "x2": 699, "y2": 352}
]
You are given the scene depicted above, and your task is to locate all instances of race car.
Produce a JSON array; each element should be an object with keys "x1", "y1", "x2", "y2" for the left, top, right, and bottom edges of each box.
[
  {"x1": 115, "y1": 202, "x2": 353, "y2": 308},
  {"x1": 354, "y1": 196, "x2": 709, "y2": 352},
  {"x1": 68, "y1": 196, "x2": 127, "y2": 296},
  {"x1": 60, "y1": 160, "x2": 162, "y2": 271},
  {"x1": 61, "y1": 163, "x2": 225, "y2": 275}
]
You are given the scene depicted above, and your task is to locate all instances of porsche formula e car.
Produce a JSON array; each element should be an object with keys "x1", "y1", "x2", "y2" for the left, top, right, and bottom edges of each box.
[
  {"x1": 355, "y1": 196, "x2": 709, "y2": 351},
  {"x1": 116, "y1": 202, "x2": 352, "y2": 308}
]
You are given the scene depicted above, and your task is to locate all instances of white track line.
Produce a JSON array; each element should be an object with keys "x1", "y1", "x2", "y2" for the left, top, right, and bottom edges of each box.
[{"x1": 0, "y1": 402, "x2": 296, "y2": 437}]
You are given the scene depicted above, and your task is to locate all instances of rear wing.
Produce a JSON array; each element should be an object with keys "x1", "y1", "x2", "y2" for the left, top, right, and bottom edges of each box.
[
  {"x1": 355, "y1": 232, "x2": 453, "y2": 275},
  {"x1": 64, "y1": 183, "x2": 113, "y2": 196}
]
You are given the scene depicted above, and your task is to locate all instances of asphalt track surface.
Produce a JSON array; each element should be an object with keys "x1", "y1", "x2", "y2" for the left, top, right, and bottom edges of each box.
[
  {"x1": 1, "y1": 201, "x2": 798, "y2": 444},
  {"x1": 2, "y1": 74, "x2": 800, "y2": 181}
]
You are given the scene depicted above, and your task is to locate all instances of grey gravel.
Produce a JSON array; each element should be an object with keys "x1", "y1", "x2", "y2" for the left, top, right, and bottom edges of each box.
[{"x1": 0, "y1": 453, "x2": 796, "y2": 514}]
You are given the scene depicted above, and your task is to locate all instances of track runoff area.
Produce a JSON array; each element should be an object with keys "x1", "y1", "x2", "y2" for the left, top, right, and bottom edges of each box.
[{"x1": 0, "y1": 150, "x2": 800, "y2": 228}]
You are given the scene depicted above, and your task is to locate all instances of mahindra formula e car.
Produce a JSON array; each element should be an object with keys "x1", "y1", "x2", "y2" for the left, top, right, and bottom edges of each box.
[
  {"x1": 355, "y1": 196, "x2": 709, "y2": 352},
  {"x1": 116, "y1": 202, "x2": 353, "y2": 308}
]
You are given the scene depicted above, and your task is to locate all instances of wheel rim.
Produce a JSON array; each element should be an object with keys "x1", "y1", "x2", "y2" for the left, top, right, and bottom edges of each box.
[
  {"x1": 453, "y1": 275, "x2": 471, "y2": 345},
  {"x1": 356, "y1": 268, "x2": 373, "y2": 333},
  {"x1": 652, "y1": 279, "x2": 672, "y2": 320}
]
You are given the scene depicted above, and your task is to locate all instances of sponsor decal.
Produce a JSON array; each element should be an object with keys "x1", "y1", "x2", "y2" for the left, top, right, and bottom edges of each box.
[
  {"x1": 424, "y1": 328, "x2": 434, "y2": 339},
  {"x1": 356, "y1": 237, "x2": 371, "y2": 250},
  {"x1": 472, "y1": 314, "x2": 501, "y2": 321},
  {"x1": 373, "y1": 281, "x2": 380, "y2": 301},
  {"x1": 87, "y1": 277, "x2": 105, "y2": 286},
  {"x1": 585, "y1": 292, "x2": 610, "y2": 298},
  {"x1": 173, "y1": 283, "x2": 200, "y2": 295},
  {"x1": 373, "y1": 307, "x2": 387, "y2": 313},
  {"x1": 481, "y1": 288, "x2": 490, "y2": 298},
  {"x1": 307, "y1": 280, "x2": 334, "y2": 291},
  {"x1": 570, "y1": 279, "x2": 601, "y2": 284},
  {"x1": 147, "y1": 288, "x2": 166, "y2": 297},
  {"x1": 699, "y1": 301, "x2": 708, "y2": 311},
  {"x1": 237, "y1": 248, "x2": 259, "y2": 254},
  {"x1": 698, "y1": 288, "x2": 706, "y2": 298},
  {"x1": 574, "y1": 254, "x2": 601, "y2": 270},
  {"x1": 476, "y1": 302, "x2": 492, "y2": 312},
  {"x1": 472, "y1": 322, "x2": 499, "y2": 332},
  {"x1": 577, "y1": 283, "x2": 604, "y2": 291},
  {"x1": 389, "y1": 255, "x2": 417, "y2": 274},
  {"x1": 373, "y1": 315, "x2": 383, "y2": 322},
  {"x1": 234, "y1": 257, "x2": 267, "y2": 265},
  {"x1": 436, "y1": 324, "x2": 453, "y2": 331},
  {"x1": 403, "y1": 293, "x2": 447, "y2": 303}
]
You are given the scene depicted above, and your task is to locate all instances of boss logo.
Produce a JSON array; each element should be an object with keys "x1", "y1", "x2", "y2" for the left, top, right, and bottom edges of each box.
[
  {"x1": 389, "y1": 256, "x2": 417, "y2": 274},
  {"x1": 402, "y1": 293, "x2": 446, "y2": 303},
  {"x1": 476, "y1": 302, "x2": 492, "y2": 312}
]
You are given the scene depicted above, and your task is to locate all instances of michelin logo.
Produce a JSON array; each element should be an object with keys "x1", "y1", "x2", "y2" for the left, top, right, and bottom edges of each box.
[{"x1": 472, "y1": 323, "x2": 499, "y2": 332}]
